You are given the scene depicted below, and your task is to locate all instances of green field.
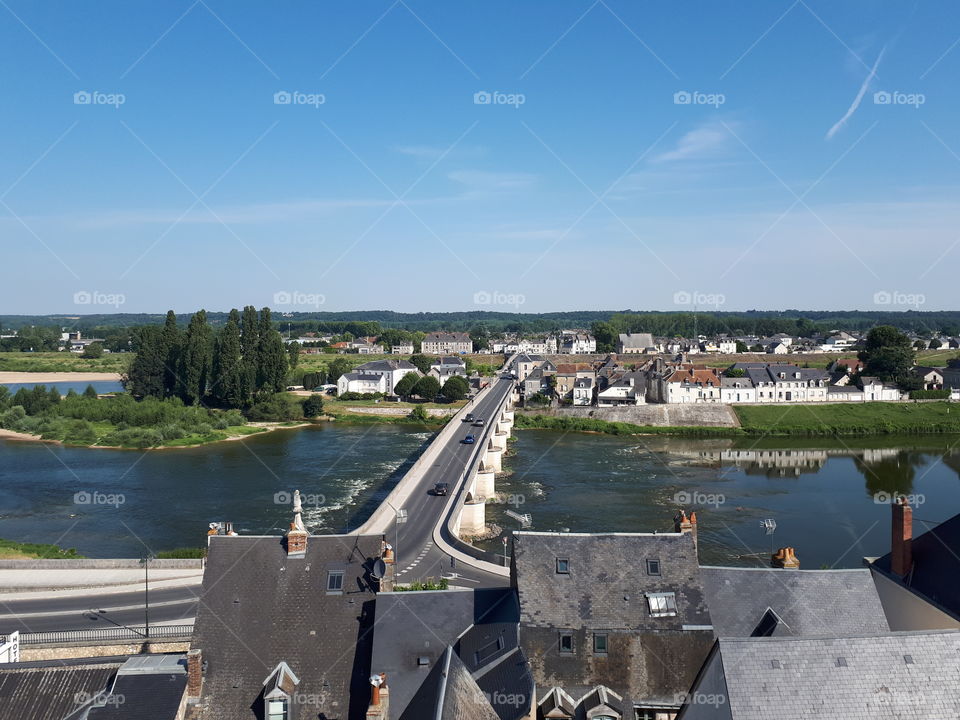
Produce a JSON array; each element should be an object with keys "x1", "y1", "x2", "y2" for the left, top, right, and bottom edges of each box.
[
  {"x1": 0, "y1": 538, "x2": 83, "y2": 559},
  {"x1": 513, "y1": 413, "x2": 739, "y2": 437},
  {"x1": 734, "y1": 402, "x2": 960, "y2": 436},
  {"x1": 0, "y1": 351, "x2": 130, "y2": 373}
]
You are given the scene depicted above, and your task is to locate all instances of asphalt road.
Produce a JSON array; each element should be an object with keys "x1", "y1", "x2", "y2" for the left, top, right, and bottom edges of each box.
[
  {"x1": 0, "y1": 584, "x2": 199, "y2": 633},
  {"x1": 391, "y1": 376, "x2": 515, "y2": 588}
]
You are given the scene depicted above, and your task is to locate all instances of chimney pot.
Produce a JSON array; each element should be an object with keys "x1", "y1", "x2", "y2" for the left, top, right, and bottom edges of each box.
[
  {"x1": 891, "y1": 496, "x2": 913, "y2": 577},
  {"x1": 187, "y1": 648, "x2": 203, "y2": 699},
  {"x1": 771, "y1": 547, "x2": 800, "y2": 569}
]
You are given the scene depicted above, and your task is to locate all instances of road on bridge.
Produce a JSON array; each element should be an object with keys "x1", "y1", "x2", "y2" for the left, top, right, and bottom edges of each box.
[{"x1": 388, "y1": 375, "x2": 515, "y2": 588}]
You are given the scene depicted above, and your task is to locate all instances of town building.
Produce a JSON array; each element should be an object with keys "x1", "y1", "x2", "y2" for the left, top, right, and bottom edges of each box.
[
  {"x1": 429, "y1": 356, "x2": 467, "y2": 387},
  {"x1": 337, "y1": 359, "x2": 419, "y2": 395},
  {"x1": 389, "y1": 342, "x2": 414, "y2": 355},
  {"x1": 558, "y1": 331, "x2": 596, "y2": 354},
  {"x1": 421, "y1": 331, "x2": 472, "y2": 355},
  {"x1": 617, "y1": 333, "x2": 656, "y2": 354}
]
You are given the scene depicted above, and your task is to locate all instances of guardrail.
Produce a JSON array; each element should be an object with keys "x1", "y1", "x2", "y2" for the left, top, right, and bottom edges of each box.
[{"x1": 1, "y1": 623, "x2": 194, "y2": 646}]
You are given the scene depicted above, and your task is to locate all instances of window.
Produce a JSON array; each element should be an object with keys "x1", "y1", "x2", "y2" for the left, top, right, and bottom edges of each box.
[
  {"x1": 326, "y1": 571, "x2": 344, "y2": 592},
  {"x1": 645, "y1": 559, "x2": 661, "y2": 576},
  {"x1": 593, "y1": 633, "x2": 608, "y2": 654},
  {"x1": 646, "y1": 592, "x2": 677, "y2": 617},
  {"x1": 267, "y1": 699, "x2": 288, "y2": 720},
  {"x1": 559, "y1": 632, "x2": 574, "y2": 654},
  {"x1": 556, "y1": 557, "x2": 569, "y2": 574}
]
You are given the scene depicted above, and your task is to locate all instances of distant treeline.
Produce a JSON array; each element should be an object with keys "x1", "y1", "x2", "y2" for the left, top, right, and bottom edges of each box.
[{"x1": 3, "y1": 309, "x2": 960, "y2": 347}]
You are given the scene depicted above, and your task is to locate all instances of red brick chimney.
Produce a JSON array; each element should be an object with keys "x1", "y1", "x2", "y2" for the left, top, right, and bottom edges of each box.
[
  {"x1": 186, "y1": 648, "x2": 203, "y2": 699},
  {"x1": 891, "y1": 496, "x2": 913, "y2": 577},
  {"x1": 771, "y1": 547, "x2": 800, "y2": 569},
  {"x1": 366, "y1": 673, "x2": 389, "y2": 720}
]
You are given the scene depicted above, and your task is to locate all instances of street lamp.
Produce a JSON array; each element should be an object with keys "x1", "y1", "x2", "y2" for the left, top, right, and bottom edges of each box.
[{"x1": 139, "y1": 553, "x2": 155, "y2": 638}]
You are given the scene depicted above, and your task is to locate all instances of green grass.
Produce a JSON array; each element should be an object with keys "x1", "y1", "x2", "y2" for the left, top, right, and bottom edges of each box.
[
  {"x1": 513, "y1": 413, "x2": 742, "y2": 437},
  {"x1": 734, "y1": 402, "x2": 960, "y2": 436},
  {"x1": 0, "y1": 351, "x2": 129, "y2": 373},
  {"x1": 0, "y1": 538, "x2": 83, "y2": 559},
  {"x1": 156, "y1": 547, "x2": 206, "y2": 559}
]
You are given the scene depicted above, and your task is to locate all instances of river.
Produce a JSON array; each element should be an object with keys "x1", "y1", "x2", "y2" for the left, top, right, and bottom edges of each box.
[{"x1": 1, "y1": 425, "x2": 958, "y2": 565}]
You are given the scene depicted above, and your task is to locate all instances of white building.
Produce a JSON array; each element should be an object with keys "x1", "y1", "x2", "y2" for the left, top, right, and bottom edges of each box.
[
  {"x1": 421, "y1": 331, "x2": 472, "y2": 355},
  {"x1": 336, "y1": 372, "x2": 388, "y2": 395},
  {"x1": 339, "y1": 359, "x2": 419, "y2": 394},
  {"x1": 720, "y1": 377, "x2": 756, "y2": 403},
  {"x1": 572, "y1": 377, "x2": 593, "y2": 405},
  {"x1": 429, "y1": 356, "x2": 467, "y2": 387},
  {"x1": 559, "y1": 331, "x2": 596, "y2": 354},
  {"x1": 617, "y1": 333, "x2": 655, "y2": 354},
  {"x1": 390, "y1": 342, "x2": 414, "y2": 355}
]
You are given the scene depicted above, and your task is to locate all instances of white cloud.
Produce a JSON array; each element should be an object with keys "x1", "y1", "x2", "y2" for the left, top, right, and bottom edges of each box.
[
  {"x1": 653, "y1": 122, "x2": 733, "y2": 163},
  {"x1": 447, "y1": 170, "x2": 537, "y2": 189},
  {"x1": 826, "y1": 46, "x2": 886, "y2": 140}
]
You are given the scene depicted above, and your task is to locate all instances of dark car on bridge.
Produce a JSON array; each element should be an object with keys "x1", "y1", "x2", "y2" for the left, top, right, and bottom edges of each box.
[
  {"x1": 432, "y1": 482, "x2": 449, "y2": 496},
  {"x1": 464, "y1": 413, "x2": 475, "y2": 423},
  {"x1": 462, "y1": 435, "x2": 476, "y2": 444}
]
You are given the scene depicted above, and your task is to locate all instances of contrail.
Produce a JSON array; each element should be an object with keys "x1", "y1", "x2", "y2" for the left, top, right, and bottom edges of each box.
[{"x1": 826, "y1": 46, "x2": 886, "y2": 140}]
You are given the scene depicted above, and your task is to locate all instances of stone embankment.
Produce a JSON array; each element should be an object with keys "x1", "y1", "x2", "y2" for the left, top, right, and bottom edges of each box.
[{"x1": 519, "y1": 404, "x2": 740, "y2": 427}]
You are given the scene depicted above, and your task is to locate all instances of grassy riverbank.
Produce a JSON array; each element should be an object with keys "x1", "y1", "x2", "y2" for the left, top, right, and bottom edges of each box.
[
  {"x1": 0, "y1": 538, "x2": 83, "y2": 559},
  {"x1": 734, "y1": 402, "x2": 960, "y2": 435},
  {"x1": 0, "y1": 351, "x2": 130, "y2": 374},
  {"x1": 516, "y1": 402, "x2": 960, "y2": 437}
]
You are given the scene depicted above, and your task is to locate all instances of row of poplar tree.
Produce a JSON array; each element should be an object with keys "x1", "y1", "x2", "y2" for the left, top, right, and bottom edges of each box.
[{"x1": 126, "y1": 307, "x2": 290, "y2": 408}]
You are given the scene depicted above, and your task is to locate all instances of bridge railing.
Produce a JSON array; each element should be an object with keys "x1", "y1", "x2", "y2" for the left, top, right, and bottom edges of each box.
[{"x1": 0, "y1": 623, "x2": 195, "y2": 647}]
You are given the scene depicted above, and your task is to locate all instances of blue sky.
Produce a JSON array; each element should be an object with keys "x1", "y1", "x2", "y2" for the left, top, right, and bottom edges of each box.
[{"x1": 1, "y1": 0, "x2": 959, "y2": 314}]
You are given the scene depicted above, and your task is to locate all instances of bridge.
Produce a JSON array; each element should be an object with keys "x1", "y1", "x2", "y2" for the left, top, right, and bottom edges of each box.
[{"x1": 354, "y1": 357, "x2": 519, "y2": 585}]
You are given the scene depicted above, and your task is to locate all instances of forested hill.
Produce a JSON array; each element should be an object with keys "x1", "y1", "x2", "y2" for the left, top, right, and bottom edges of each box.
[{"x1": 3, "y1": 309, "x2": 960, "y2": 337}]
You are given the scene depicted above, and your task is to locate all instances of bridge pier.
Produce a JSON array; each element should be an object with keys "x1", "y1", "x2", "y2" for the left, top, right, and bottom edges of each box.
[
  {"x1": 474, "y1": 465, "x2": 496, "y2": 500},
  {"x1": 490, "y1": 431, "x2": 508, "y2": 450},
  {"x1": 483, "y1": 446, "x2": 503, "y2": 473},
  {"x1": 459, "y1": 496, "x2": 487, "y2": 536}
]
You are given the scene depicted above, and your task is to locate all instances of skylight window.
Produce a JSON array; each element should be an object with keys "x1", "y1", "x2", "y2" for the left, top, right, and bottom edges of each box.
[
  {"x1": 556, "y1": 557, "x2": 569, "y2": 574},
  {"x1": 326, "y1": 571, "x2": 344, "y2": 592},
  {"x1": 645, "y1": 559, "x2": 661, "y2": 576},
  {"x1": 646, "y1": 592, "x2": 677, "y2": 617}
]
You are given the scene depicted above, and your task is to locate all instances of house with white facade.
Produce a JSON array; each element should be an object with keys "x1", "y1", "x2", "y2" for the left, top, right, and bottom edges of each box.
[
  {"x1": 421, "y1": 331, "x2": 472, "y2": 355},
  {"x1": 737, "y1": 363, "x2": 830, "y2": 403},
  {"x1": 339, "y1": 359, "x2": 419, "y2": 395},
  {"x1": 336, "y1": 372, "x2": 388, "y2": 395},
  {"x1": 559, "y1": 331, "x2": 596, "y2": 354},
  {"x1": 429, "y1": 356, "x2": 467, "y2": 386},
  {"x1": 572, "y1": 377, "x2": 594, "y2": 405},
  {"x1": 390, "y1": 342, "x2": 414, "y2": 355},
  {"x1": 720, "y1": 376, "x2": 756, "y2": 403},
  {"x1": 664, "y1": 367, "x2": 722, "y2": 403},
  {"x1": 820, "y1": 331, "x2": 857, "y2": 352},
  {"x1": 597, "y1": 372, "x2": 646, "y2": 406}
]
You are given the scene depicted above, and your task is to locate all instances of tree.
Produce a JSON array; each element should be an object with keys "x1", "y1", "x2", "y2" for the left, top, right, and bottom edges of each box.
[
  {"x1": 859, "y1": 325, "x2": 915, "y2": 384},
  {"x1": 240, "y1": 305, "x2": 259, "y2": 400},
  {"x1": 408, "y1": 353, "x2": 433, "y2": 374},
  {"x1": 125, "y1": 326, "x2": 166, "y2": 398},
  {"x1": 393, "y1": 372, "x2": 420, "y2": 399},
  {"x1": 735, "y1": 341, "x2": 748, "y2": 353},
  {"x1": 440, "y1": 375, "x2": 469, "y2": 401},
  {"x1": 302, "y1": 371, "x2": 325, "y2": 390},
  {"x1": 929, "y1": 338, "x2": 942, "y2": 350},
  {"x1": 255, "y1": 308, "x2": 288, "y2": 394},
  {"x1": 83, "y1": 384, "x2": 98, "y2": 399},
  {"x1": 287, "y1": 341, "x2": 300, "y2": 369},
  {"x1": 301, "y1": 394, "x2": 324, "y2": 418},
  {"x1": 81, "y1": 342, "x2": 103, "y2": 359},
  {"x1": 326, "y1": 357, "x2": 353, "y2": 384},
  {"x1": 178, "y1": 310, "x2": 214, "y2": 404},
  {"x1": 914, "y1": 340, "x2": 927, "y2": 351},
  {"x1": 160, "y1": 310, "x2": 181, "y2": 398},
  {"x1": 211, "y1": 311, "x2": 245, "y2": 407},
  {"x1": 409, "y1": 404, "x2": 429, "y2": 422},
  {"x1": 413, "y1": 375, "x2": 440, "y2": 400},
  {"x1": 725, "y1": 367, "x2": 745, "y2": 377}
]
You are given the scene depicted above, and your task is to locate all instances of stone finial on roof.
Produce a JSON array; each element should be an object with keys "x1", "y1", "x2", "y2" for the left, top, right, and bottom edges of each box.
[{"x1": 286, "y1": 490, "x2": 308, "y2": 556}]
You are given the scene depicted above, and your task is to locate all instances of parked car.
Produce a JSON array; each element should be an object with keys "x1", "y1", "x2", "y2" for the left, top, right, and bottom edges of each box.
[
  {"x1": 462, "y1": 435, "x2": 476, "y2": 444},
  {"x1": 432, "y1": 482, "x2": 449, "y2": 496}
]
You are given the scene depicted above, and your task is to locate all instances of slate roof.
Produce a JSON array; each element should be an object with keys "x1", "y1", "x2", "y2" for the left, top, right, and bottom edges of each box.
[
  {"x1": 872, "y1": 511, "x2": 960, "y2": 621},
  {"x1": 401, "y1": 647, "x2": 500, "y2": 720},
  {"x1": 709, "y1": 631, "x2": 960, "y2": 719},
  {"x1": 720, "y1": 376, "x2": 754, "y2": 388},
  {"x1": 424, "y1": 332, "x2": 471, "y2": 343},
  {"x1": 618, "y1": 333, "x2": 654, "y2": 349},
  {"x1": 512, "y1": 532, "x2": 715, "y2": 709},
  {"x1": 191, "y1": 534, "x2": 383, "y2": 720},
  {"x1": 87, "y1": 658, "x2": 187, "y2": 719},
  {"x1": 0, "y1": 660, "x2": 119, "y2": 720},
  {"x1": 356, "y1": 359, "x2": 416, "y2": 372},
  {"x1": 341, "y1": 372, "x2": 384, "y2": 382},
  {"x1": 700, "y1": 567, "x2": 889, "y2": 638},
  {"x1": 371, "y1": 588, "x2": 532, "y2": 720}
]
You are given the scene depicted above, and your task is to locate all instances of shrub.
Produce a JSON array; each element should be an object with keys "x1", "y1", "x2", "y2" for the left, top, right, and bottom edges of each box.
[
  {"x1": 910, "y1": 389, "x2": 951, "y2": 400},
  {"x1": 409, "y1": 405, "x2": 429, "y2": 422},
  {"x1": 301, "y1": 394, "x2": 324, "y2": 418},
  {"x1": 246, "y1": 393, "x2": 300, "y2": 422}
]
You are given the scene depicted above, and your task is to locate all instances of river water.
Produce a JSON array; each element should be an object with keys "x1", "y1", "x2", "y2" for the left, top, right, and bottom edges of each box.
[{"x1": 1, "y1": 424, "x2": 958, "y2": 566}]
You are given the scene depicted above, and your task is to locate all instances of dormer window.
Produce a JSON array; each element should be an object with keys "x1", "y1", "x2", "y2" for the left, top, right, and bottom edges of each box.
[
  {"x1": 326, "y1": 570, "x2": 344, "y2": 593},
  {"x1": 646, "y1": 592, "x2": 677, "y2": 617},
  {"x1": 556, "y1": 557, "x2": 569, "y2": 574},
  {"x1": 267, "y1": 699, "x2": 288, "y2": 720},
  {"x1": 263, "y1": 662, "x2": 299, "y2": 720}
]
